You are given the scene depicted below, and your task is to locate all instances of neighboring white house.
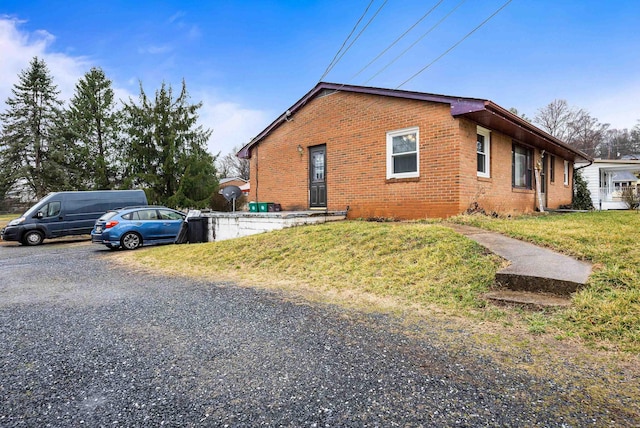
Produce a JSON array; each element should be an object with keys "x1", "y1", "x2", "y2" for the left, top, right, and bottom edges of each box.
[{"x1": 576, "y1": 159, "x2": 640, "y2": 210}]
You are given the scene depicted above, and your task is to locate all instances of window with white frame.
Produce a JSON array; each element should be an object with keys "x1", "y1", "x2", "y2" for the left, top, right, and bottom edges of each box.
[
  {"x1": 564, "y1": 160, "x2": 570, "y2": 185},
  {"x1": 387, "y1": 127, "x2": 419, "y2": 179},
  {"x1": 476, "y1": 126, "x2": 491, "y2": 178}
]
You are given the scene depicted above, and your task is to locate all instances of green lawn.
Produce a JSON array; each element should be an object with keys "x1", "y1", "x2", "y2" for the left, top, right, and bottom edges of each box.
[
  {"x1": 451, "y1": 211, "x2": 640, "y2": 352},
  {"x1": 0, "y1": 214, "x2": 15, "y2": 229},
  {"x1": 125, "y1": 211, "x2": 639, "y2": 353},
  {"x1": 2, "y1": 207, "x2": 637, "y2": 352},
  {"x1": 131, "y1": 221, "x2": 504, "y2": 310}
]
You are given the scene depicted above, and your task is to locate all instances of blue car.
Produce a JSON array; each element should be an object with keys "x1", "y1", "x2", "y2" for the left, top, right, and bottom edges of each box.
[{"x1": 91, "y1": 206, "x2": 186, "y2": 250}]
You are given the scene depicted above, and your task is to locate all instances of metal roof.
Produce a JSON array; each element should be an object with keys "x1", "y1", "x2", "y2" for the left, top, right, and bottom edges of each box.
[
  {"x1": 611, "y1": 171, "x2": 639, "y2": 182},
  {"x1": 238, "y1": 82, "x2": 592, "y2": 163},
  {"x1": 219, "y1": 177, "x2": 248, "y2": 185}
]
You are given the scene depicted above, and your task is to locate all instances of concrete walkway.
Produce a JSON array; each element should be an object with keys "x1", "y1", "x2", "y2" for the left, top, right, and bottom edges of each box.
[{"x1": 447, "y1": 224, "x2": 593, "y2": 304}]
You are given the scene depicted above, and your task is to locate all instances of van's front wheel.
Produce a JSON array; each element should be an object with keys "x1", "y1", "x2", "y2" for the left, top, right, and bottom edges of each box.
[{"x1": 22, "y1": 230, "x2": 44, "y2": 246}]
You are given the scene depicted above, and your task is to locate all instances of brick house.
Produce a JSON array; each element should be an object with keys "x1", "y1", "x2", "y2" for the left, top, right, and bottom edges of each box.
[
  {"x1": 219, "y1": 177, "x2": 250, "y2": 196},
  {"x1": 238, "y1": 82, "x2": 591, "y2": 219}
]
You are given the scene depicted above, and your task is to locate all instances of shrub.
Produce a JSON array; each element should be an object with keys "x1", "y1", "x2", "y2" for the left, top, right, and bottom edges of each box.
[
  {"x1": 573, "y1": 170, "x2": 594, "y2": 210},
  {"x1": 621, "y1": 187, "x2": 640, "y2": 210}
]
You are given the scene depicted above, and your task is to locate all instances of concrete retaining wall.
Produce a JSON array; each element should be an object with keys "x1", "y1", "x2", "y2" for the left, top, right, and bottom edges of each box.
[{"x1": 202, "y1": 211, "x2": 347, "y2": 242}]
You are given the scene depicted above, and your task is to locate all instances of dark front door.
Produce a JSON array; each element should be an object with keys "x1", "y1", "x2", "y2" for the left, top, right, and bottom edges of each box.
[{"x1": 309, "y1": 145, "x2": 326, "y2": 208}]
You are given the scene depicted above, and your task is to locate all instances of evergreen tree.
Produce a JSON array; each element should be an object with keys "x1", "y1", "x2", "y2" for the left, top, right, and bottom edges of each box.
[
  {"x1": 122, "y1": 80, "x2": 217, "y2": 207},
  {"x1": 65, "y1": 67, "x2": 122, "y2": 189},
  {"x1": 0, "y1": 57, "x2": 64, "y2": 198},
  {"x1": 168, "y1": 146, "x2": 219, "y2": 209},
  {"x1": 573, "y1": 169, "x2": 594, "y2": 210}
]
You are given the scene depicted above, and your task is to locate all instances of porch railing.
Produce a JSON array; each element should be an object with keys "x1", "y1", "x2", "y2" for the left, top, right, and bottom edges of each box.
[{"x1": 599, "y1": 186, "x2": 638, "y2": 202}]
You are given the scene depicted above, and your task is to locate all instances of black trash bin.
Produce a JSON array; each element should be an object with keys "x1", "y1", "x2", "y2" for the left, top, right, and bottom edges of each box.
[
  {"x1": 174, "y1": 220, "x2": 189, "y2": 244},
  {"x1": 187, "y1": 217, "x2": 208, "y2": 243}
]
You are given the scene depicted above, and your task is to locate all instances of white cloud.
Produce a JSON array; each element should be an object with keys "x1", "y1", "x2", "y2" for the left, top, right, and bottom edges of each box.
[
  {"x1": 139, "y1": 44, "x2": 173, "y2": 55},
  {"x1": 168, "y1": 11, "x2": 186, "y2": 24},
  {"x1": 196, "y1": 93, "x2": 273, "y2": 158},
  {"x1": 578, "y1": 83, "x2": 640, "y2": 130},
  {"x1": 0, "y1": 17, "x2": 89, "y2": 109},
  {"x1": 0, "y1": 16, "x2": 272, "y2": 162}
]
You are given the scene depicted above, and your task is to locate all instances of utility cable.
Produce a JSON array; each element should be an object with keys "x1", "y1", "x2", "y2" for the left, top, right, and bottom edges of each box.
[
  {"x1": 350, "y1": 0, "x2": 445, "y2": 82},
  {"x1": 319, "y1": 0, "x2": 374, "y2": 82},
  {"x1": 320, "y1": 0, "x2": 388, "y2": 82},
  {"x1": 364, "y1": 0, "x2": 467, "y2": 85},
  {"x1": 397, "y1": 0, "x2": 513, "y2": 88}
]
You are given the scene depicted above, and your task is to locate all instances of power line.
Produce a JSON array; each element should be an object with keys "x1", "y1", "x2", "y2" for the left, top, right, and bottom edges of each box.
[
  {"x1": 258, "y1": 1, "x2": 513, "y2": 149},
  {"x1": 397, "y1": 0, "x2": 513, "y2": 89},
  {"x1": 319, "y1": 0, "x2": 374, "y2": 82},
  {"x1": 364, "y1": 0, "x2": 467, "y2": 85},
  {"x1": 350, "y1": 0, "x2": 445, "y2": 82},
  {"x1": 319, "y1": 0, "x2": 388, "y2": 82}
]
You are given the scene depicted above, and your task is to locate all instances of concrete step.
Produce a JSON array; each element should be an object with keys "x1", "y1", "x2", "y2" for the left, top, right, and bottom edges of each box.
[
  {"x1": 448, "y1": 224, "x2": 592, "y2": 297},
  {"x1": 484, "y1": 290, "x2": 572, "y2": 309}
]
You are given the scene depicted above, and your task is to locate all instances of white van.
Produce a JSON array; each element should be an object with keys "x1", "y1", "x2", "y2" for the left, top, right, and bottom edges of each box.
[{"x1": 1, "y1": 190, "x2": 148, "y2": 246}]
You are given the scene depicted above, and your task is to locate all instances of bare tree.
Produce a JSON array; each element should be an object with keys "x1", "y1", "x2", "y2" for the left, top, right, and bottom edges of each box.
[
  {"x1": 534, "y1": 99, "x2": 609, "y2": 157},
  {"x1": 602, "y1": 129, "x2": 631, "y2": 159},
  {"x1": 566, "y1": 109, "x2": 609, "y2": 158},
  {"x1": 534, "y1": 99, "x2": 575, "y2": 141},
  {"x1": 217, "y1": 145, "x2": 249, "y2": 180}
]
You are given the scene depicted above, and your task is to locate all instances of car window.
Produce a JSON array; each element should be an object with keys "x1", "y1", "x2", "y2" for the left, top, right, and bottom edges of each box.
[
  {"x1": 99, "y1": 211, "x2": 118, "y2": 221},
  {"x1": 137, "y1": 209, "x2": 159, "y2": 220},
  {"x1": 158, "y1": 209, "x2": 184, "y2": 220}
]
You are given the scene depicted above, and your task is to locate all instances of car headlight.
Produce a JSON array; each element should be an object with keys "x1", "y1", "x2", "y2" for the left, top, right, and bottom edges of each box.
[{"x1": 8, "y1": 217, "x2": 25, "y2": 226}]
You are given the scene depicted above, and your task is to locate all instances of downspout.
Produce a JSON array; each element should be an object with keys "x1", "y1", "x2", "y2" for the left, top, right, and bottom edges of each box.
[
  {"x1": 534, "y1": 150, "x2": 545, "y2": 213},
  {"x1": 255, "y1": 145, "x2": 259, "y2": 203},
  {"x1": 574, "y1": 160, "x2": 593, "y2": 171}
]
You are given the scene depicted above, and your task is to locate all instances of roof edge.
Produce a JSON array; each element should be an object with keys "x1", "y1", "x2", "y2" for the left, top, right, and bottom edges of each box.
[
  {"x1": 237, "y1": 82, "x2": 488, "y2": 159},
  {"x1": 481, "y1": 101, "x2": 592, "y2": 162},
  {"x1": 237, "y1": 82, "x2": 592, "y2": 163}
]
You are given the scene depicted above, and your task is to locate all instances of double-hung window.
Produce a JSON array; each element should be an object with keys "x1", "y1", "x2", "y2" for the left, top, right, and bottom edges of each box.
[
  {"x1": 564, "y1": 160, "x2": 570, "y2": 185},
  {"x1": 476, "y1": 126, "x2": 491, "y2": 178},
  {"x1": 387, "y1": 127, "x2": 419, "y2": 179},
  {"x1": 512, "y1": 143, "x2": 533, "y2": 189}
]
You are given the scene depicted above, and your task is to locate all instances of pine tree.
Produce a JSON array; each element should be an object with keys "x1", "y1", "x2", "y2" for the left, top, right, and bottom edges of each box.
[
  {"x1": 122, "y1": 80, "x2": 217, "y2": 207},
  {"x1": 168, "y1": 146, "x2": 218, "y2": 209},
  {"x1": 0, "y1": 57, "x2": 64, "y2": 199},
  {"x1": 65, "y1": 67, "x2": 122, "y2": 189}
]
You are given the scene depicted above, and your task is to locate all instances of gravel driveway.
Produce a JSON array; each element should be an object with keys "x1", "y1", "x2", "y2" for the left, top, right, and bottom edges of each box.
[{"x1": 0, "y1": 240, "x2": 634, "y2": 426}]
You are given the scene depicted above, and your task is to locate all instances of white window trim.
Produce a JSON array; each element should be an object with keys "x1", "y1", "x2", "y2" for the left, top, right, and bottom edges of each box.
[
  {"x1": 476, "y1": 126, "x2": 491, "y2": 178},
  {"x1": 386, "y1": 126, "x2": 420, "y2": 179},
  {"x1": 564, "y1": 160, "x2": 570, "y2": 185}
]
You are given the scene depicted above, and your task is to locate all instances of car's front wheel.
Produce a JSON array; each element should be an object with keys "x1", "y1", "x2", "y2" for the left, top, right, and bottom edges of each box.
[
  {"x1": 22, "y1": 230, "x2": 44, "y2": 246},
  {"x1": 120, "y1": 232, "x2": 142, "y2": 250}
]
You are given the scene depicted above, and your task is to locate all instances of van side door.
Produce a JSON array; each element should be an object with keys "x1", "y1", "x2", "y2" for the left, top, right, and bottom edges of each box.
[{"x1": 65, "y1": 197, "x2": 107, "y2": 235}]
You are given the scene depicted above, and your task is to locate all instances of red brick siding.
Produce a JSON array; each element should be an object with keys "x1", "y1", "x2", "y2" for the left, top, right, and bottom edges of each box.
[
  {"x1": 545, "y1": 155, "x2": 573, "y2": 208},
  {"x1": 248, "y1": 91, "x2": 573, "y2": 219},
  {"x1": 457, "y1": 120, "x2": 574, "y2": 214}
]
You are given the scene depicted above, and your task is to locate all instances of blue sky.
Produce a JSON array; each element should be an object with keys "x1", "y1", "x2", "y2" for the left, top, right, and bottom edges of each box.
[{"x1": 1, "y1": 1, "x2": 639, "y2": 158}]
